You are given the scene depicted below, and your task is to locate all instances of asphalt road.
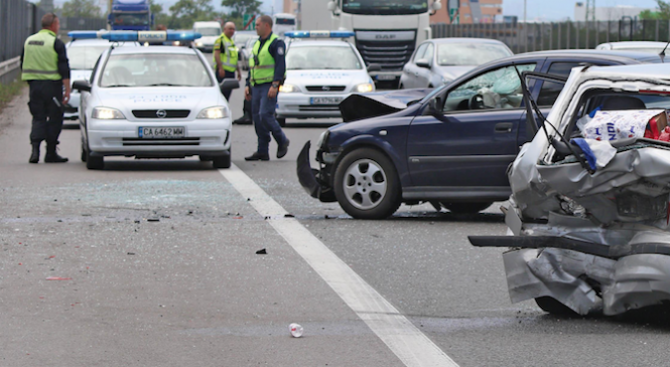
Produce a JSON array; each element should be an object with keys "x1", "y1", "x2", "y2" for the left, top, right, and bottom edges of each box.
[{"x1": 1, "y1": 80, "x2": 670, "y2": 366}]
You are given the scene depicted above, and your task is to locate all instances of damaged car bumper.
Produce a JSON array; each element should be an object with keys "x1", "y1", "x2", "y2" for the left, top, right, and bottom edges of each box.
[{"x1": 296, "y1": 141, "x2": 337, "y2": 203}]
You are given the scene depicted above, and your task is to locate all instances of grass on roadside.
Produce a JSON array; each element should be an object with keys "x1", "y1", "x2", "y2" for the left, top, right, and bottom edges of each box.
[{"x1": 0, "y1": 79, "x2": 26, "y2": 113}]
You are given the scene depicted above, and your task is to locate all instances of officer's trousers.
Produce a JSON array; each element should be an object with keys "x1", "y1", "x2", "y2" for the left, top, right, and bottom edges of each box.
[
  {"x1": 251, "y1": 83, "x2": 287, "y2": 156},
  {"x1": 28, "y1": 80, "x2": 63, "y2": 146}
]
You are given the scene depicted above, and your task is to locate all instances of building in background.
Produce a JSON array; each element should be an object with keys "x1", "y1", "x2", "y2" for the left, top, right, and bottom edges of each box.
[
  {"x1": 283, "y1": 0, "x2": 301, "y2": 29},
  {"x1": 574, "y1": 3, "x2": 650, "y2": 21},
  {"x1": 431, "y1": 0, "x2": 503, "y2": 24}
]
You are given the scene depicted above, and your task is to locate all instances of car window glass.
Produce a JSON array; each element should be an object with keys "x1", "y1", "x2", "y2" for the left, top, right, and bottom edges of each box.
[
  {"x1": 100, "y1": 53, "x2": 213, "y2": 87},
  {"x1": 537, "y1": 62, "x2": 582, "y2": 106},
  {"x1": 437, "y1": 43, "x2": 513, "y2": 66},
  {"x1": 68, "y1": 45, "x2": 110, "y2": 70},
  {"x1": 423, "y1": 43, "x2": 434, "y2": 64},
  {"x1": 443, "y1": 63, "x2": 536, "y2": 112},
  {"x1": 413, "y1": 43, "x2": 428, "y2": 63}
]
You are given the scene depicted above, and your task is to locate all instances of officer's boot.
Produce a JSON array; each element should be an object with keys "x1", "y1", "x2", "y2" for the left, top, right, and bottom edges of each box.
[
  {"x1": 44, "y1": 142, "x2": 68, "y2": 163},
  {"x1": 233, "y1": 100, "x2": 252, "y2": 124},
  {"x1": 29, "y1": 143, "x2": 40, "y2": 164}
]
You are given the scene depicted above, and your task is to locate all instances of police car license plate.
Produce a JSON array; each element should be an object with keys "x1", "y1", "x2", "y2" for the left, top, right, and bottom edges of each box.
[
  {"x1": 310, "y1": 97, "x2": 342, "y2": 105},
  {"x1": 138, "y1": 127, "x2": 185, "y2": 139},
  {"x1": 376, "y1": 75, "x2": 396, "y2": 81}
]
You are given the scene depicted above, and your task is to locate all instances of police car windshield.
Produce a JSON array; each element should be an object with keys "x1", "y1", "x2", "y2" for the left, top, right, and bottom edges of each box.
[
  {"x1": 68, "y1": 45, "x2": 110, "y2": 70},
  {"x1": 100, "y1": 54, "x2": 213, "y2": 88},
  {"x1": 437, "y1": 43, "x2": 513, "y2": 66},
  {"x1": 287, "y1": 46, "x2": 362, "y2": 70}
]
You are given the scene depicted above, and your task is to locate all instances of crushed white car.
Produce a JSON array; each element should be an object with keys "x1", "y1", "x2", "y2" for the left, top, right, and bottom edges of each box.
[{"x1": 469, "y1": 63, "x2": 670, "y2": 316}]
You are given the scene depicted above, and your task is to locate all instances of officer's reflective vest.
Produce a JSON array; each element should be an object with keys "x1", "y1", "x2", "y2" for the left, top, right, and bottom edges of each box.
[
  {"x1": 22, "y1": 29, "x2": 60, "y2": 81},
  {"x1": 249, "y1": 33, "x2": 279, "y2": 86},
  {"x1": 214, "y1": 34, "x2": 238, "y2": 72}
]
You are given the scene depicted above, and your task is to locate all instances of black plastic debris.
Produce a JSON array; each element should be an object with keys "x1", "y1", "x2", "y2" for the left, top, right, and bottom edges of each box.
[
  {"x1": 256, "y1": 248, "x2": 267, "y2": 255},
  {"x1": 127, "y1": 252, "x2": 135, "y2": 255},
  {"x1": 284, "y1": 214, "x2": 295, "y2": 218},
  {"x1": 147, "y1": 218, "x2": 160, "y2": 222}
]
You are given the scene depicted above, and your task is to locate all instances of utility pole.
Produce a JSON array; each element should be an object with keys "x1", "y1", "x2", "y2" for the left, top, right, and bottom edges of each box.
[{"x1": 585, "y1": 0, "x2": 596, "y2": 22}]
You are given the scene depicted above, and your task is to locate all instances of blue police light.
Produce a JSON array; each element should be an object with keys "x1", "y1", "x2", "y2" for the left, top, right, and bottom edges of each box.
[
  {"x1": 285, "y1": 31, "x2": 355, "y2": 39},
  {"x1": 102, "y1": 31, "x2": 202, "y2": 42}
]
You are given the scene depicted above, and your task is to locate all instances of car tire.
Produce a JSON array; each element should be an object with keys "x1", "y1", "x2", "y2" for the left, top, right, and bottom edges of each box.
[
  {"x1": 81, "y1": 143, "x2": 87, "y2": 162},
  {"x1": 277, "y1": 117, "x2": 286, "y2": 127},
  {"x1": 333, "y1": 148, "x2": 401, "y2": 219},
  {"x1": 212, "y1": 151, "x2": 231, "y2": 169},
  {"x1": 441, "y1": 202, "x2": 492, "y2": 214},
  {"x1": 199, "y1": 156, "x2": 213, "y2": 162},
  {"x1": 535, "y1": 297, "x2": 578, "y2": 316},
  {"x1": 85, "y1": 149, "x2": 104, "y2": 170}
]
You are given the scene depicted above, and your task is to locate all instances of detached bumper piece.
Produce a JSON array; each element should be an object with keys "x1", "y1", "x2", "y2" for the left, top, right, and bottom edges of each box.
[
  {"x1": 470, "y1": 235, "x2": 670, "y2": 315},
  {"x1": 296, "y1": 141, "x2": 336, "y2": 203}
]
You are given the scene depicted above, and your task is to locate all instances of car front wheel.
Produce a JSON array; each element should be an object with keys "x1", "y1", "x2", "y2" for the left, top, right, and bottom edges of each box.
[{"x1": 333, "y1": 148, "x2": 401, "y2": 219}]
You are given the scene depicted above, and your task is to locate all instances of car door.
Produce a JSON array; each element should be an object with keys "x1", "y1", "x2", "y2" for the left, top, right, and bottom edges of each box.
[
  {"x1": 415, "y1": 42, "x2": 434, "y2": 88},
  {"x1": 402, "y1": 43, "x2": 428, "y2": 89},
  {"x1": 406, "y1": 62, "x2": 540, "y2": 189}
]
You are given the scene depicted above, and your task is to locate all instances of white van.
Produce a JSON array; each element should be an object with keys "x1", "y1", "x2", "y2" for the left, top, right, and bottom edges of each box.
[
  {"x1": 193, "y1": 21, "x2": 222, "y2": 52},
  {"x1": 272, "y1": 13, "x2": 296, "y2": 36}
]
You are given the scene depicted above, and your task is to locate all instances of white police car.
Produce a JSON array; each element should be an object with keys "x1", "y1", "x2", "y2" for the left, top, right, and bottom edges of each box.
[
  {"x1": 70, "y1": 30, "x2": 238, "y2": 170},
  {"x1": 276, "y1": 31, "x2": 377, "y2": 125},
  {"x1": 64, "y1": 37, "x2": 139, "y2": 121}
]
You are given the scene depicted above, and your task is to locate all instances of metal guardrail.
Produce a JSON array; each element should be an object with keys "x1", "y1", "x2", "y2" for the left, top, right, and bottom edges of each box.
[
  {"x1": 0, "y1": 57, "x2": 21, "y2": 79},
  {"x1": 431, "y1": 19, "x2": 670, "y2": 54}
]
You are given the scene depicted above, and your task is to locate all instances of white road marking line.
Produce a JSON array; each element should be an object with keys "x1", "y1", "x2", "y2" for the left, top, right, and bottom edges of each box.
[{"x1": 220, "y1": 164, "x2": 459, "y2": 367}]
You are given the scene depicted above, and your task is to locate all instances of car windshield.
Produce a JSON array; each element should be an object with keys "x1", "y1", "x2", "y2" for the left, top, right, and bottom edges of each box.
[
  {"x1": 287, "y1": 46, "x2": 362, "y2": 70},
  {"x1": 68, "y1": 45, "x2": 110, "y2": 70},
  {"x1": 111, "y1": 13, "x2": 150, "y2": 26},
  {"x1": 196, "y1": 27, "x2": 221, "y2": 37},
  {"x1": 342, "y1": 0, "x2": 428, "y2": 15},
  {"x1": 437, "y1": 43, "x2": 513, "y2": 66},
  {"x1": 100, "y1": 53, "x2": 212, "y2": 87},
  {"x1": 275, "y1": 18, "x2": 295, "y2": 25}
]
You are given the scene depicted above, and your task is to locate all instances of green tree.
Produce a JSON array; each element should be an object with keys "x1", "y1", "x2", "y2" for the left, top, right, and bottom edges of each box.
[
  {"x1": 168, "y1": 0, "x2": 215, "y2": 29},
  {"x1": 149, "y1": 0, "x2": 170, "y2": 28},
  {"x1": 61, "y1": 0, "x2": 101, "y2": 18},
  {"x1": 640, "y1": 0, "x2": 670, "y2": 20},
  {"x1": 221, "y1": 0, "x2": 261, "y2": 18}
]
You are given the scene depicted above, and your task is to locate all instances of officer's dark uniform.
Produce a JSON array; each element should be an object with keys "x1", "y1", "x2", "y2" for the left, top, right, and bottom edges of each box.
[{"x1": 21, "y1": 28, "x2": 70, "y2": 163}]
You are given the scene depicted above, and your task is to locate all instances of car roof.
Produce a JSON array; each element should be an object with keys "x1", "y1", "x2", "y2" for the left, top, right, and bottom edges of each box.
[
  {"x1": 429, "y1": 37, "x2": 507, "y2": 45},
  {"x1": 598, "y1": 41, "x2": 668, "y2": 48},
  {"x1": 288, "y1": 40, "x2": 351, "y2": 47},
  {"x1": 67, "y1": 39, "x2": 118, "y2": 47},
  {"x1": 583, "y1": 62, "x2": 670, "y2": 80},
  {"x1": 109, "y1": 46, "x2": 199, "y2": 55},
  {"x1": 504, "y1": 49, "x2": 662, "y2": 63}
]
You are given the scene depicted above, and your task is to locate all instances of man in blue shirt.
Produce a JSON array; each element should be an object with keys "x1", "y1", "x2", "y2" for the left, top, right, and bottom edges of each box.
[{"x1": 244, "y1": 15, "x2": 290, "y2": 161}]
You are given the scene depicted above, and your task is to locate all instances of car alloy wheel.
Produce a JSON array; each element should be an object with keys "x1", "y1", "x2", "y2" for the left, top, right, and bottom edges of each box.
[{"x1": 342, "y1": 158, "x2": 388, "y2": 210}]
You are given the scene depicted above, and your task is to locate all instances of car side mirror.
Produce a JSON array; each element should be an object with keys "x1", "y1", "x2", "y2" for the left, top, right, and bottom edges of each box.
[
  {"x1": 220, "y1": 78, "x2": 240, "y2": 93},
  {"x1": 431, "y1": 0, "x2": 442, "y2": 11},
  {"x1": 72, "y1": 80, "x2": 92, "y2": 92},
  {"x1": 416, "y1": 59, "x2": 431, "y2": 69},
  {"x1": 427, "y1": 97, "x2": 450, "y2": 123},
  {"x1": 367, "y1": 63, "x2": 382, "y2": 72},
  {"x1": 327, "y1": 1, "x2": 336, "y2": 11}
]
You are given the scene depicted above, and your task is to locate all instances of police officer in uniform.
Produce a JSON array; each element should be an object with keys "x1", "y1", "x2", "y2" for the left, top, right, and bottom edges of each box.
[
  {"x1": 213, "y1": 21, "x2": 242, "y2": 101},
  {"x1": 244, "y1": 15, "x2": 289, "y2": 161},
  {"x1": 21, "y1": 13, "x2": 70, "y2": 163}
]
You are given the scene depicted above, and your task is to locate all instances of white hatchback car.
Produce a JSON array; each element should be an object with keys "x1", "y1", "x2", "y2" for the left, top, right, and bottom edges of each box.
[
  {"x1": 72, "y1": 33, "x2": 238, "y2": 170},
  {"x1": 276, "y1": 31, "x2": 378, "y2": 125},
  {"x1": 64, "y1": 38, "x2": 139, "y2": 121}
]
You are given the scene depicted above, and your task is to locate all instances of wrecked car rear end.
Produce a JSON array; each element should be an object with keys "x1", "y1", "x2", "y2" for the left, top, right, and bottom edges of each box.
[{"x1": 470, "y1": 63, "x2": 670, "y2": 316}]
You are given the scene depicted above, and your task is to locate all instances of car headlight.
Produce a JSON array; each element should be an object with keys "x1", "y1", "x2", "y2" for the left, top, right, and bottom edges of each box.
[
  {"x1": 92, "y1": 107, "x2": 125, "y2": 119},
  {"x1": 355, "y1": 83, "x2": 374, "y2": 93},
  {"x1": 196, "y1": 42, "x2": 203, "y2": 47},
  {"x1": 316, "y1": 130, "x2": 330, "y2": 150},
  {"x1": 197, "y1": 106, "x2": 228, "y2": 119},
  {"x1": 279, "y1": 84, "x2": 297, "y2": 93}
]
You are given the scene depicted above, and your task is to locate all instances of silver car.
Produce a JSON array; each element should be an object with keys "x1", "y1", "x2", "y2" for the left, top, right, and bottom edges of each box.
[{"x1": 399, "y1": 38, "x2": 513, "y2": 89}]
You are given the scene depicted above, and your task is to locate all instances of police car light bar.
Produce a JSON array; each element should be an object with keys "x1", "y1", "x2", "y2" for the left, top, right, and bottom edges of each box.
[
  {"x1": 68, "y1": 30, "x2": 202, "y2": 43},
  {"x1": 284, "y1": 31, "x2": 355, "y2": 39}
]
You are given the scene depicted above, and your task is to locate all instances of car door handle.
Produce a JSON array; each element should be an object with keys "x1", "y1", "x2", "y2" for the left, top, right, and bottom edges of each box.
[{"x1": 495, "y1": 123, "x2": 513, "y2": 133}]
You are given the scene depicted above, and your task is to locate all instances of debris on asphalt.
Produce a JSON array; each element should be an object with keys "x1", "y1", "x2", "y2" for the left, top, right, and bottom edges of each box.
[
  {"x1": 289, "y1": 323, "x2": 303, "y2": 338},
  {"x1": 233, "y1": 216, "x2": 243, "y2": 219},
  {"x1": 147, "y1": 218, "x2": 160, "y2": 222},
  {"x1": 46, "y1": 277, "x2": 71, "y2": 281},
  {"x1": 284, "y1": 214, "x2": 295, "y2": 218},
  {"x1": 127, "y1": 252, "x2": 135, "y2": 255},
  {"x1": 256, "y1": 248, "x2": 267, "y2": 255},
  {"x1": 134, "y1": 220, "x2": 140, "y2": 224}
]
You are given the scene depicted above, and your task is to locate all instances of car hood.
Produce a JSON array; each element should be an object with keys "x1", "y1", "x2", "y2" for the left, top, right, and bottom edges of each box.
[
  {"x1": 338, "y1": 88, "x2": 433, "y2": 122},
  {"x1": 93, "y1": 87, "x2": 224, "y2": 120}
]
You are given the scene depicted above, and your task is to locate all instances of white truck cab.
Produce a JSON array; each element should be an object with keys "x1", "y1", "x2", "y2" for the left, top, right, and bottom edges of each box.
[{"x1": 193, "y1": 21, "x2": 222, "y2": 52}]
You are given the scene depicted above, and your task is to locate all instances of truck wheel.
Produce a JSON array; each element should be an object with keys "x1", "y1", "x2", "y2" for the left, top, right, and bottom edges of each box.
[
  {"x1": 441, "y1": 202, "x2": 492, "y2": 214},
  {"x1": 535, "y1": 297, "x2": 577, "y2": 316},
  {"x1": 334, "y1": 148, "x2": 401, "y2": 219}
]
